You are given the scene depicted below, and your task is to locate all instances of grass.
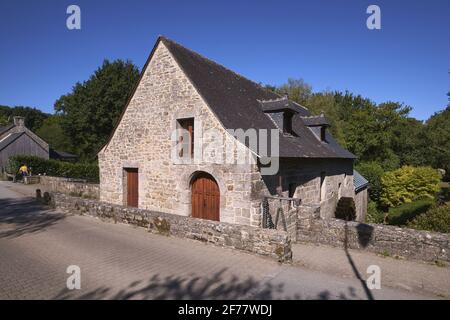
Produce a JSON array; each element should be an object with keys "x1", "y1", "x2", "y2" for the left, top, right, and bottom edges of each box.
[
  {"x1": 435, "y1": 260, "x2": 447, "y2": 268},
  {"x1": 381, "y1": 250, "x2": 391, "y2": 258}
]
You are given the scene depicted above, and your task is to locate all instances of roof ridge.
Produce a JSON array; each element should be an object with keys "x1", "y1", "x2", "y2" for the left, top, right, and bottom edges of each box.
[{"x1": 159, "y1": 36, "x2": 284, "y2": 99}]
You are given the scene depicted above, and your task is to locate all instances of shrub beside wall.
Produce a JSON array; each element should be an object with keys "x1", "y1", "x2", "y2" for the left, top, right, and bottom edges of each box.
[
  {"x1": 380, "y1": 166, "x2": 440, "y2": 207},
  {"x1": 408, "y1": 205, "x2": 450, "y2": 234},
  {"x1": 8, "y1": 155, "x2": 99, "y2": 182}
]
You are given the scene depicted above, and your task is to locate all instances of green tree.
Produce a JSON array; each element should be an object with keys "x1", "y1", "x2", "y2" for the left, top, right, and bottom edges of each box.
[
  {"x1": 54, "y1": 59, "x2": 140, "y2": 160},
  {"x1": 0, "y1": 105, "x2": 49, "y2": 130},
  {"x1": 380, "y1": 166, "x2": 440, "y2": 207},
  {"x1": 35, "y1": 115, "x2": 72, "y2": 153},
  {"x1": 305, "y1": 92, "x2": 346, "y2": 146},
  {"x1": 275, "y1": 78, "x2": 312, "y2": 105},
  {"x1": 407, "y1": 205, "x2": 450, "y2": 233},
  {"x1": 355, "y1": 161, "x2": 384, "y2": 203},
  {"x1": 422, "y1": 106, "x2": 450, "y2": 180},
  {"x1": 390, "y1": 117, "x2": 426, "y2": 167},
  {"x1": 0, "y1": 114, "x2": 8, "y2": 126}
]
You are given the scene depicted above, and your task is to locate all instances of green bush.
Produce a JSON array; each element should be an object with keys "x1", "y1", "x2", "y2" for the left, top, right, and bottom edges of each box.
[
  {"x1": 440, "y1": 182, "x2": 450, "y2": 204},
  {"x1": 407, "y1": 205, "x2": 450, "y2": 233},
  {"x1": 387, "y1": 198, "x2": 435, "y2": 226},
  {"x1": 8, "y1": 155, "x2": 99, "y2": 182},
  {"x1": 355, "y1": 161, "x2": 384, "y2": 203},
  {"x1": 380, "y1": 166, "x2": 440, "y2": 207},
  {"x1": 366, "y1": 200, "x2": 385, "y2": 224}
]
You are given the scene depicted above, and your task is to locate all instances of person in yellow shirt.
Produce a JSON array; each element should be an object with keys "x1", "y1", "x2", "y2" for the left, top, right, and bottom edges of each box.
[{"x1": 19, "y1": 164, "x2": 28, "y2": 178}]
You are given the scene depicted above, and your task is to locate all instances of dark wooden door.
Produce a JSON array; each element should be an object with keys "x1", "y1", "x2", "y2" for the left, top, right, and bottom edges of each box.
[
  {"x1": 191, "y1": 173, "x2": 220, "y2": 221},
  {"x1": 126, "y1": 168, "x2": 138, "y2": 207}
]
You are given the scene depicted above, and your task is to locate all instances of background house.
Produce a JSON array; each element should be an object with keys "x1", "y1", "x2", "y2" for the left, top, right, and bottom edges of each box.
[
  {"x1": 0, "y1": 116, "x2": 49, "y2": 170},
  {"x1": 0, "y1": 116, "x2": 77, "y2": 172}
]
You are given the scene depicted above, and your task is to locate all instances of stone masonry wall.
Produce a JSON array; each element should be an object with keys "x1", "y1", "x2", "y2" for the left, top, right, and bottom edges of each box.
[
  {"x1": 355, "y1": 188, "x2": 368, "y2": 222},
  {"x1": 50, "y1": 192, "x2": 292, "y2": 262},
  {"x1": 296, "y1": 210, "x2": 450, "y2": 262},
  {"x1": 98, "y1": 41, "x2": 259, "y2": 226},
  {"x1": 37, "y1": 176, "x2": 99, "y2": 199},
  {"x1": 253, "y1": 158, "x2": 356, "y2": 223}
]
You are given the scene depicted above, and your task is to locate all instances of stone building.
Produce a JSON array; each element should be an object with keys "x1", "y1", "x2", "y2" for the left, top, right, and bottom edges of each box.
[{"x1": 99, "y1": 36, "x2": 367, "y2": 227}]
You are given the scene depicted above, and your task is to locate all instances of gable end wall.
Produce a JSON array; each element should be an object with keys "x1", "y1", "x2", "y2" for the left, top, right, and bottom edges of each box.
[{"x1": 99, "y1": 42, "x2": 260, "y2": 226}]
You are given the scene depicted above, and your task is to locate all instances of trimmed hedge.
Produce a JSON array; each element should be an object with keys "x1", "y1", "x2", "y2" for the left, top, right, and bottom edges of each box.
[
  {"x1": 387, "y1": 198, "x2": 435, "y2": 226},
  {"x1": 8, "y1": 155, "x2": 99, "y2": 182}
]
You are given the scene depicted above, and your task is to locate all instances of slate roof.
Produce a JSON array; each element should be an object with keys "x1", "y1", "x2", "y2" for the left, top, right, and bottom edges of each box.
[
  {"x1": 258, "y1": 97, "x2": 308, "y2": 114},
  {"x1": 104, "y1": 36, "x2": 356, "y2": 159},
  {"x1": 0, "y1": 132, "x2": 24, "y2": 151},
  {"x1": 0, "y1": 124, "x2": 14, "y2": 137},
  {"x1": 354, "y1": 170, "x2": 369, "y2": 192},
  {"x1": 50, "y1": 149, "x2": 78, "y2": 159}
]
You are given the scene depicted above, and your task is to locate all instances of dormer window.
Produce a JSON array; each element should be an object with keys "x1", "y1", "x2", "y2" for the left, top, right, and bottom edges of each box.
[
  {"x1": 300, "y1": 114, "x2": 330, "y2": 143},
  {"x1": 320, "y1": 126, "x2": 326, "y2": 142},
  {"x1": 258, "y1": 97, "x2": 299, "y2": 136},
  {"x1": 283, "y1": 111, "x2": 294, "y2": 135}
]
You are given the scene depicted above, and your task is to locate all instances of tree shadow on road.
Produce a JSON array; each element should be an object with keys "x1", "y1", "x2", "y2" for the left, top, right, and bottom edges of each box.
[
  {"x1": 52, "y1": 268, "x2": 359, "y2": 300},
  {"x1": 0, "y1": 197, "x2": 65, "y2": 239}
]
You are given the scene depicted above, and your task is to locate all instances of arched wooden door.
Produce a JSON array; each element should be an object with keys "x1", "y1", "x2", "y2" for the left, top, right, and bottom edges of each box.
[{"x1": 191, "y1": 173, "x2": 220, "y2": 221}]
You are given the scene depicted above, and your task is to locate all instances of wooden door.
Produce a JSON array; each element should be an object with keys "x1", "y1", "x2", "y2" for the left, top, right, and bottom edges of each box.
[
  {"x1": 126, "y1": 168, "x2": 138, "y2": 207},
  {"x1": 191, "y1": 173, "x2": 220, "y2": 221}
]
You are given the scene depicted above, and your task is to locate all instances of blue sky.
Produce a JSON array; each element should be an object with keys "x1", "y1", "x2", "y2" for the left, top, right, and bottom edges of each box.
[{"x1": 0, "y1": 0, "x2": 449, "y2": 120}]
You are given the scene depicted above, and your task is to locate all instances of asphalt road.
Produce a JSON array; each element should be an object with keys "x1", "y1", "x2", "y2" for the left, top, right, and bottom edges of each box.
[{"x1": 0, "y1": 181, "x2": 434, "y2": 300}]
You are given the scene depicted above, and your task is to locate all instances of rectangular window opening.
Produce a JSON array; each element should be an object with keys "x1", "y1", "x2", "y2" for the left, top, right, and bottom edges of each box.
[
  {"x1": 320, "y1": 126, "x2": 327, "y2": 142},
  {"x1": 177, "y1": 118, "x2": 194, "y2": 158}
]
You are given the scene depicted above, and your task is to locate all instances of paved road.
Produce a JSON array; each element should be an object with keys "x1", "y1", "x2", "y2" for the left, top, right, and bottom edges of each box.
[{"x1": 0, "y1": 181, "x2": 435, "y2": 300}]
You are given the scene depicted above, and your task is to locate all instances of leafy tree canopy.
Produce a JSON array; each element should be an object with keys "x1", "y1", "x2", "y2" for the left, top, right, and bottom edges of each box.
[
  {"x1": 0, "y1": 105, "x2": 49, "y2": 131},
  {"x1": 54, "y1": 59, "x2": 140, "y2": 160},
  {"x1": 35, "y1": 115, "x2": 73, "y2": 153},
  {"x1": 422, "y1": 106, "x2": 450, "y2": 179}
]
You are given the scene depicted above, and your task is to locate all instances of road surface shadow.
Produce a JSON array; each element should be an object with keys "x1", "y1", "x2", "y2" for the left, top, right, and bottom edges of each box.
[
  {"x1": 0, "y1": 197, "x2": 65, "y2": 239},
  {"x1": 53, "y1": 268, "x2": 359, "y2": 300},
  {"x1": 344, "y1": 221, "x2": 375, "y2": 300}
]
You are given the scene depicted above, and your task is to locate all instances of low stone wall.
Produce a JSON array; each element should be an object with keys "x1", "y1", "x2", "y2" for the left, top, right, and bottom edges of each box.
[
  {"x1": 297, "y1": 213, "x2": 450, "y2": 262},
  {"x1": 50, "y1": 193, "x2": 292, "y2": 262},
  {"x1": 38, "y1": 176, "x2": 99, "y2": 199}
]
